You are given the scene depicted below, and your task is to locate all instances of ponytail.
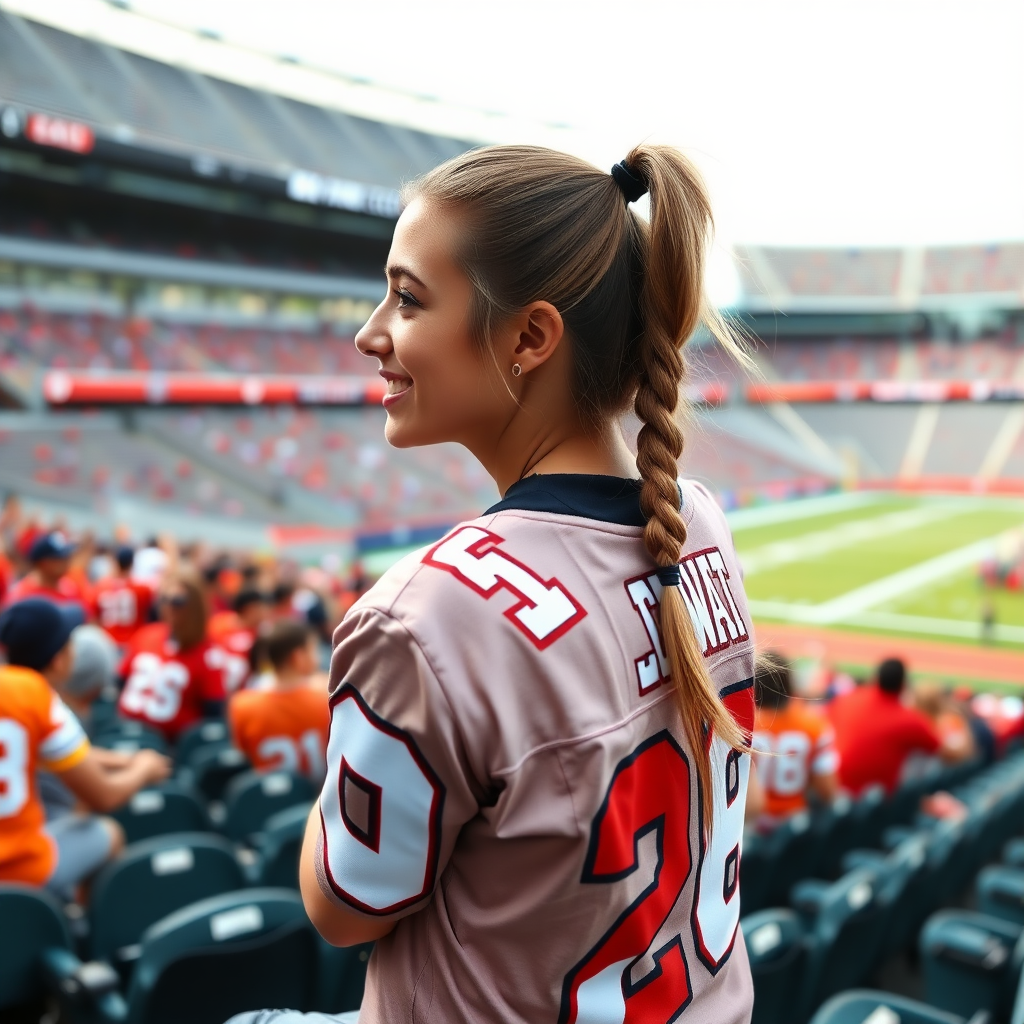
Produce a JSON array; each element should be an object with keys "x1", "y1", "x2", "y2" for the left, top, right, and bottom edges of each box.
[{"x1": 625, "y1": 144, "x2": 747, "y2": 827}]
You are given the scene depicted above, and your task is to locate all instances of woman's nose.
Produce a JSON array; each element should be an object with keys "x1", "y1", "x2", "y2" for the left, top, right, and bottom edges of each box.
[{"x1": 355, "y1": 300, "x2": 391, "y2": 360}]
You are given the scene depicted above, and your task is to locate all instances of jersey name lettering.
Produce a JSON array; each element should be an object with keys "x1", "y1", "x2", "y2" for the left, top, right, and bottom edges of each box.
[
  {"x1": 625, "y1": 547, "x2": 748, "y2": 695},
  {"x1": 424, "y1": 526, "x2": 586, "y2": 649}
]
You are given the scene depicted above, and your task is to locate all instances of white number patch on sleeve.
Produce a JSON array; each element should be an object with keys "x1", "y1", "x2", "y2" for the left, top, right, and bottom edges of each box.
[{"x1": 319, "y1": 685, "x2": 445, "y2": 915}]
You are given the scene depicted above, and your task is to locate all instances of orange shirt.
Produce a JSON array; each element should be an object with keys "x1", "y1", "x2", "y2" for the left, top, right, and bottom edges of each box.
[
  {"x1": 0, "y1": 666, "x2": 90, "y2": 884},
  {"x1": 91, "y1": 577, "x2": 154, "y2": 644},
  {"x1": 752, "y1": 701, "x2": 839, "y2": 818},
  {"x1": 228, "y1": 685, "x2": 329, "y2": 781}
]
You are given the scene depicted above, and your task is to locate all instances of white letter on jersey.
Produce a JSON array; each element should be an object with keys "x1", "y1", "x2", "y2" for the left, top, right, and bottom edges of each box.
[
  {"x1": 425, "y1": 526, "x2": 586, "y2": 649},
  {"x1": 320, "y1": 685, "x2": 444, "y2": 915},
  {"x1": 624, "y1": 575, "x2": 669, "y2": 694}
]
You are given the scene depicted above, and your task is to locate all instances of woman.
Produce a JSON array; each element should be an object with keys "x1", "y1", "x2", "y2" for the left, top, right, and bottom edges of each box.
[
  {"x1": 118, "y1": 568, "x2": 227, "y2": 741},
  {"x1": 286, "y1": 144, "x2": 757, "y2": 1023}
]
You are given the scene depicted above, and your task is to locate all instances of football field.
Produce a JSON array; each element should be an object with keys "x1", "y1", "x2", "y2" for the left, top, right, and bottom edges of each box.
[{"x1": 728, "y1": 491, "x2": 1024, "y2": 684}]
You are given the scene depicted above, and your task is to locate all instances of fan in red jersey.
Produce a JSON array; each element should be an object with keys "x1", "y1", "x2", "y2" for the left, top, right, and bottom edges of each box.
[
  {"x1": 4, "y1": 532, "x2": 89, "y2": 614},
  {"x1": 207, "y1": 588, "x2": 270, "y2": 693},
  {"x1": 90, "y1": 547, "x2": 155, "y2": 645},
  {"x1": 118, "y1": 569, "x2": 226, "y2": 741}
]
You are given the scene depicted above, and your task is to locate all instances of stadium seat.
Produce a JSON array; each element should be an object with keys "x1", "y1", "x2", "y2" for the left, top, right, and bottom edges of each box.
[
  {"x1": 89, "y1": 834, "x2": 247, "y2": 969},
  {"x1": 93, "y1": 720, "x2": 169, "y2": 755},
  {"x1": 793, "y1": 868, "x2": 886, "y2": 1019},
  {"x1": 920, "y1": 909, "x2": 1024, "y2": 1021},
  {"x1": 185, "y1": 745, "x2": 251, "y2": 802},
  {"x1": 105, "y1": 888, "x2": 319, "y2": 1024},
  {"x1": 742, "y1": 908, "x2": 806, "y2": 1024},
  {"x1": 849, "y1": 786, "x2": 888, "y2": 852},
  {"x1": 253, "y1": 802, "x2": 312, "y2": 888},
  {"x1": 811, "y1": 795, "x2": 856, "y2": 879},
  {"x1": 740, "y1": 831, "x2": 772, "y2": 916},
  {"x1": 317, "y1": 941, "x2": 374, "y2": 1014},
  {"x1": 222, "y1": 771, "x2": 315, "y2": 842},
  {"x1": 1004, "y1": 838, "x2": 1024, "y2": 870},
  {"x1": 763, "y1": 811, "x2": 821, "y2": 908},
  {"x1": 112, "y1": 782, "x2": 209, "y2": 845},
  {"x1": 175, "y1": 720, "x2": 231, "y2": 767},
  {"x1": 977, "y1": 866, "x2": 1024, "y2": 926},
  {"x1": 0, "y1": 884, "x2": 74, "y2": 1011},
  {"x1": 809, "y1": 989, "x2": 974, "y2": 1024}
]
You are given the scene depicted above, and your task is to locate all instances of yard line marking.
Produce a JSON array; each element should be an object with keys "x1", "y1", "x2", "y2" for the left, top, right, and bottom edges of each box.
[
  {"x1": 847, "y1": 611, "x2": 1024, "y2": 646},
  {"x1": 738, "y1": 503, "x2": 963, "y2": 576},
  {"x1": 726, "y1": 491, "x2": 886, "y2": 531},
  {"x1": 747, "y1": 531, "x2": 1007, "y2": 626},
  {"x1": 978, "y1": 405, "x2": 1024, "y2": 481}
]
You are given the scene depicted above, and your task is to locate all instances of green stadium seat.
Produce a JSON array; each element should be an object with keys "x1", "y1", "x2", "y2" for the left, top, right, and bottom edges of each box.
[
  {"x1": 978, "y1": 866, "x2": 1024, "y2": 926},
  {"x1": 186, "y1": 745, "x2": 250, "y2": 802},
  {"x1": 222, "y1": 771, "x2": 314, "y2": 842},
  {"x1": 112, "y1": 782, "x2": 209, "y2": 845},
  {"x1": 811, "y1": 795, "x2": 856, "y2": 879},
  {"x1": 93, "y1": 720, "x2": 169, "y2": 755},
  {"x1": 1004, "y1": 838, "x2": 1024, "y2": 870},
  {"x1": 740, "y1": 831, "x2": 772, "y2": 916},
  {"x1": 742, "y1": 908, "x2": 806, "y2": 1024},
  {"x1": 793, "y1": 868, "x2": 886, "y2": 1019},
  {"x1": 89, "y1": 833, "x2": 246, "y2": 969},
  {"x1": 764, "y1": 811, "x2": 822, "y2": 908},
  {"x1": 808, "y1": 989, "x2": 973, "y2": 1024},
  {"x1": 111, "y1": 888, "x2": 319, "y2": 1024},
  {"x1": 317, "y1": 941, "x2": 374, "y2": 1014},
  {"x1": 175, "y1": 720, "x2": 230, "y2": 766},
  {"x1": 0, "y1": 884, "x2": 73, "y2": 1011},
  {"x1": 920, "y1": 909, "x2": 1024, "y2": 1021},
  {"x1": 253, "y1": 802, "x2": 312, "y2": 888}
]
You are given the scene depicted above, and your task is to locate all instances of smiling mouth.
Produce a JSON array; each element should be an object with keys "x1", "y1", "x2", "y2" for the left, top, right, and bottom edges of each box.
[{"x1": 386, "y1": 377, "x2": 413, "y2": 396}]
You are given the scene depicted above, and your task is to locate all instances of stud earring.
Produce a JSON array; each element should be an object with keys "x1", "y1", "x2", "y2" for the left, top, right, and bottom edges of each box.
[{"x1": 511, "y1": 363, "x2": 522, "y2": 377}]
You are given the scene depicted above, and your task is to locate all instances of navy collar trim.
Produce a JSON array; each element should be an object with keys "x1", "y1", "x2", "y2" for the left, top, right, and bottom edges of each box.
[{"x1": 485, "y1": 474, "x2": 648, "y2": 528}]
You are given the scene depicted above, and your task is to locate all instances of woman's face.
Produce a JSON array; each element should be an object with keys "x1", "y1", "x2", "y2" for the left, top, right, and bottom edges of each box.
[{"x1": 355, "y1": 198, "x2": 511, "y2": 450}]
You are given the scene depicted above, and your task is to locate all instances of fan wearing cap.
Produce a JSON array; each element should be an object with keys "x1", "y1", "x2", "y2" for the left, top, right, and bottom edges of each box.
[
  {"x1": 90, "y1": 546, "x2": 155, "y2": 646},
  {"x1": 4, "y1": 531, "x2": 88, "y2": 613},
  {"x1": 0, "y1": 600, "x2": 170, "y2": 892}
]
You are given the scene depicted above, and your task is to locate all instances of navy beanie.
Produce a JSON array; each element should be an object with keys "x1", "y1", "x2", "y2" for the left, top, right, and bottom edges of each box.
[{"x1": 0, "y1": 598, "x2": 84, "y2": 672}]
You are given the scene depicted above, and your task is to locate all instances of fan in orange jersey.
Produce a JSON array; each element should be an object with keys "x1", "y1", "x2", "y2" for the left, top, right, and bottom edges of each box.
[
  {"x1": 751, "y1": 651, "x2": 840, "y2": 823},
  {"x1": 0, "y1": 599, "x2": 169, "y2": 891},
  {"x1": 228, "y1": 620, "x2": 328, "y2": 783},
  {"x1": 91, "y1": 547, "x2": 155, "y2": 645}
]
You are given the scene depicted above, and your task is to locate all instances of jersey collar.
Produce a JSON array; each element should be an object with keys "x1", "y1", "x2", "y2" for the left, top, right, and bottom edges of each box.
[{"x1": 485, "y1": 474, "x2": 648, "y2": 528}]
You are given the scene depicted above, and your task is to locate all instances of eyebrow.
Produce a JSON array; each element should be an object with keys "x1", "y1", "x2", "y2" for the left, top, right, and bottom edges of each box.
[{"x1": 386, "y1": 264, "x2": 428, "y2": 290}]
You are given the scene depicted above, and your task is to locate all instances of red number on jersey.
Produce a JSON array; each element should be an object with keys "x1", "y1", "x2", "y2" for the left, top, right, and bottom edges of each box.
[{"x1": 424, "y1": 526, "x2": 586, "y2": 649}]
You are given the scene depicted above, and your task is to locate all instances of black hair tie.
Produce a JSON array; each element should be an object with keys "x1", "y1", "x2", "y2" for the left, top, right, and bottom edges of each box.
[
  {"x1": 611, "y1": 161, "x2": 647, "y2": 204},
  {"x1": 656, "y1": 564, "x2": 682, "y2": 588}
]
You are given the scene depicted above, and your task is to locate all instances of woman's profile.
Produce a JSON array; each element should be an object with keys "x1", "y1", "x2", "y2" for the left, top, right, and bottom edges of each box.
[{"x1": 238, "y1": 142, "x2": 756, "y2": 1024}]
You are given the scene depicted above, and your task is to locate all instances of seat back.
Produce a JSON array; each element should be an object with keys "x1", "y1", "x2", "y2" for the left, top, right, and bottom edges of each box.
[
  {"x1": 978, "y1": 866, "x2": 1024, "y2": 927},
  {"x1": 175, "y1": 720, "x2": 231, "y2": 766},
  {"x1": 801, "y1": 869, "x2": 886, "y2": 1018},
  {"x1": 0, "y1": 885, "x2": 72, "y2": 1008},
  {"x1": 223, "y1": 770, "x2": 314, "y2": 842},
  {"x1": 188, "y1": 745, "x2": 250, "y2": 802},
  {"x1": 255, "y1": 802, "x2": 312, "y2": 888},
  {"x1": 90, "y1": 833, "x2": 246, "y2": 964},
  {"x1": 763, "y1": 812, "x2": 821, "y2": 908},
  {"x1": 113, "y1": 783, "x2": 209, "y2": 844},
  {"x1": 809, "y1": 989, "x2": 966, "y2": 1024},
  {"x1": 94, "y1": 719, "x2": 168, "y2": 755},
  {"x1": 920, "y1": 909, "x2": 1023, "y2": 1021},
  {"x1": 317, "y1": 940, "x2": 374, "y2": 1014},
  {"x1": 126, "y1": 889, "x2": 316, "y2": 1024},
  {"x1": 742, "y1": 909, "x2": 805, "y2": 1024},
  {"x1": 812, "y1": 796, "x2": 856, "y2": 879}
]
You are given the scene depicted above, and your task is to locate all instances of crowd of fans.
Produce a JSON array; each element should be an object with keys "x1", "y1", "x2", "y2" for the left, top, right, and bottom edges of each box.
[{"x1": 0, "y1": 494, "x2": 365, "y2": 899}]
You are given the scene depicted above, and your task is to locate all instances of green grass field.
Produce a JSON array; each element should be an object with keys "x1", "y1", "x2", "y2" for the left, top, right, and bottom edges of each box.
[{"x1": 729, "y1": 492, "x2": 1024, "y2": 648}]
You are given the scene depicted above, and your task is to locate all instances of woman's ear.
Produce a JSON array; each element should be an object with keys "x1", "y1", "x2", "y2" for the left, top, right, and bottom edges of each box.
[{"x1": 509, "y1": 301, "x2": 564, "y2": 374}]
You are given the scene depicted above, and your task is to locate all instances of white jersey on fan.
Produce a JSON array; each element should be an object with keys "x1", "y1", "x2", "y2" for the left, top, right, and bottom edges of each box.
[{"x1": 316, "y1": 474, "x2": 756, "y2": 1024}]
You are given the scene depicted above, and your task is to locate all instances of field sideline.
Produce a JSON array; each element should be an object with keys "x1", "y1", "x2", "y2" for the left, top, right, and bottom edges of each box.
[{"x1": 727, "y1": 491, "x2": 1024, "y2": 682}]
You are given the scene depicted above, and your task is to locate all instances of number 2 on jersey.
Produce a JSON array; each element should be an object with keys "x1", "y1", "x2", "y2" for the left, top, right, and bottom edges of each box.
[{"x1": 560, "y1": 731, "x2": 747, "y2": 1024}]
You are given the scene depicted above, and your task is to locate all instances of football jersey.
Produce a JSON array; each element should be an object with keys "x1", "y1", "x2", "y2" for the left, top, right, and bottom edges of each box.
[
  {"x1": 752, "y1": 702, "x2": 838, "y2": 818},
  {"x1": 228, "y1": 686, "x2": 329, "y2": 780},
  {"x1": 206, "y1": 614, "x2": 256, "y2": 694},
  {"x1": 91, "y1": 577, "x2": 154, "y2": 644},
  {"x1": 118, "y1": 623, "x2": 227, "y2": 741},
  {"x1": 314, "y1": 475, "x2": 756, "y2": 1024},
  {"x1": 4, "y1": 574, "x2": 88, "y2": 611},
  {"x1": 0, "y1": 665, "x2": 90, "y2": 884}
]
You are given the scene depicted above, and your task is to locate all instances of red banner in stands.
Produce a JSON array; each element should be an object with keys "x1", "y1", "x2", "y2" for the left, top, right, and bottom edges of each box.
[
  {"x1": 43, "y1": 371, "x2": 387, "y2": 407},
  {"x1": 41, "y1": 372, "x2": 728, "y2": 408},
  {"x1": 746, "y1": 380, "x2": 1024, "y2": 403},
  {"x1": 25, "y1": 114, "x2": 95, "y2": 154}
]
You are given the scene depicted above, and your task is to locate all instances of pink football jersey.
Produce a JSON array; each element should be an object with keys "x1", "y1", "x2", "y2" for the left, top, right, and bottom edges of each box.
[{"x1": 316, "y1": 474, "x2": 756, "y2": 1024}]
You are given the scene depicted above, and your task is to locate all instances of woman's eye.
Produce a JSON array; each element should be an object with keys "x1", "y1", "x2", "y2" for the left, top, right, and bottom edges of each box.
[{"x1": 393, "y1": 289, "x2": 421, "y2": 309}]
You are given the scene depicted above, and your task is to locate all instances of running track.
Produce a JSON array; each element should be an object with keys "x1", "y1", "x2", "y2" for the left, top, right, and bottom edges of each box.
[{"x1": 754, "y1": 620, "x2": 1024, "y2": 686}]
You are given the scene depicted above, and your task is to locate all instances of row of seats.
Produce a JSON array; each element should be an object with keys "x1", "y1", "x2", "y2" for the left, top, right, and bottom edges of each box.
[{"x1": 742, "y1": 752, "x2": 1024, "y2": 1024}]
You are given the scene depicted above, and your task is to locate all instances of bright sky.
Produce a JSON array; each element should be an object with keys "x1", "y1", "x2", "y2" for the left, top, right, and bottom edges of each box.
[{"x1": 8, "y1": 0, "x2": 1024, "y2": 249}]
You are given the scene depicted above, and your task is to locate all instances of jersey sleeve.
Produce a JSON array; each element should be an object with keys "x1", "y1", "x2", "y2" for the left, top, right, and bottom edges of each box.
[
  {"x1": 314, "y1": 606, "x2": 480, "y2": 920},
  {"x1": 39, "y1": 692, "x2": 90, "y2": 772}
]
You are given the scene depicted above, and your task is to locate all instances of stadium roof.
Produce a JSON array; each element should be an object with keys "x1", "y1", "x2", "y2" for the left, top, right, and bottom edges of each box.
[{"x1": 0, "y1": 8, "x2": 476, "y2": 210}]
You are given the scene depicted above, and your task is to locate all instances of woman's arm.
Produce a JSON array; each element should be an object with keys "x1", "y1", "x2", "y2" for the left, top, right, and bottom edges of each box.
[{"x1": 299, "y1": 805, "x2": 398, "y2": 947}]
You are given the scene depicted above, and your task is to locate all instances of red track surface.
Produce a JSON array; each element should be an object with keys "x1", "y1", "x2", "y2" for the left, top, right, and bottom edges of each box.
[{"x1": 754, "y1": 620, "x2": 1024, "y2": 686}]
